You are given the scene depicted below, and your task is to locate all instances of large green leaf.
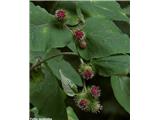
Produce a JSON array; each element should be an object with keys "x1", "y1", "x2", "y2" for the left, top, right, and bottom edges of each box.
[
  {"x1": 30, "y1": 24, "x2": 49, "y2": 52},
  {"x1": 111, "y1": 76, "x2": 130, "y2": 113},
  {"x1": 92, "y1": 54, "x2": 130, "y2": 76},
  {"x1": 30, "y1": 67, "x2": 67, "y2": 120},
  {"x1": 30, "y1": 23, "x2": 72, "y2": 52},
  {"x1": 77, "y1": 17, "x2": 129, "y2": 60},
  {"x1": 85, "y1": 17, "x2": 121, "y2": 32},
  {"x1": 67, "y1": 106, "x2": 79, "y2": 120},
  {"x1": 30, "y1": 2, "x2": 73, "y2": 52},
  {"x1": 77, "y1": 1, "x2": 129, "y2": 22},
  {"x1": 47, "y1": 55, "x2": 82, "y2": 86},
  {"x1": 30, "y1": 2, "x2": 53, "y2": 25}
]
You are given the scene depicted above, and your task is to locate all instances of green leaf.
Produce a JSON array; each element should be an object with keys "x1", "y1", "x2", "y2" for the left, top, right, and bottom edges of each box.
[
  {"x1": 47, "y1": 56, "x2": 83, "y2": 86},
  {"x1": 67, "y1": 41, "x2": 77, "y2": 53},
  {"x1": 30, "y1": 2, "x2": 73, "y2": 52},
  {"x1": 76, "y1": 4, "x2": 85, "y2": 23},
  {"x1": 59, "y1": 69, "x2": 78, "y2": 96},
  {"x1": 30, "y1": 24, "x2": 49, "y2": 52},
  {"x1": 67, "y1": 106, "x2": 79, "y2": 120},
  {"x1": 84, "y1": 17, "x2": 121, "y2": 33},
  {"x1": 65, "y1": 12, "x2": 79, "y2": 26},
  {"x1": 111, "y1": 76, "x2": 130, "y2": 113},
  {"x1": 30, "y1": 2, "x2": 53, "y2": 25},
  {"x1": 78, "y1": 17, "x2": 130, "y2": 60},
  {"x1": 30, "y1": 67, "x2": 67, "y2": 120},
  {"x1": 77, "y1": 1, "x2": 129, "y2": 22},
  {"x1": 30, "y1": 23, "x2": 72, "y2": 52},
  {"x1": 92, "y1": 55, "x2": 130, "y2": 76}
]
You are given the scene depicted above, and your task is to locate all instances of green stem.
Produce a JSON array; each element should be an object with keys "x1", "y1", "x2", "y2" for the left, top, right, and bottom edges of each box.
[
  {"x1": 64, "y1": 24, "x2": 73, "y2": 34},
  {"x1": 83, "y1": 80, "x2": 87, "y2": 91},
  {"x1": 64, "y1": 24, "x2": 81, "y2": 59},
  {"x1": 30, "y1": 52, "x2": 78, "y2": 71},
  {"x1": 64, "y1": 24, "x2": 87, "y2": 92}
]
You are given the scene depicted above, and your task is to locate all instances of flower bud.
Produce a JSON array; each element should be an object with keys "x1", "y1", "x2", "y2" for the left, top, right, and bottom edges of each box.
[
  {"x1": 74, "y1": 29, "x2": 85, "y2": 41},
  {"x1": 79, "y1": 40, "x2": 87, "y2": 49},
  {"x1": 79, "y1": 64, "x2": 94, "y2": 80},
  {"x1": 74, "y1": 89, "x2": 102, "y2": 113},
  {"x1": 77, "y1": 99, "x2": 89, "y2": 110},
  {"x1": 90, "y1": 101, "x2": 103, "y2": 113},
  {"x1": 55, "y1": 9, "x2": 66, "y2": 21},
  {"x1": 90, "y1": 85, "x2": 101, "y2": 98}
]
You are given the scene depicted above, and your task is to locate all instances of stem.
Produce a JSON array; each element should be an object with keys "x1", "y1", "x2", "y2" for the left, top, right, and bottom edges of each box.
[
  {"x1": 30, "y1": 52, "x2": 78, "y2": 70},
  {"x1": 64, "y1": 24, "x2": 73, "y2": 34},
  {"x1": 83, "y1": 80, "x2": 87, "y2": 91},
  {"x1": 64, "y1": 24, "x2": 81, "y2": 58},
  {"x1": 64, "y1": 24, "x2": 87, "y2": 92}
]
